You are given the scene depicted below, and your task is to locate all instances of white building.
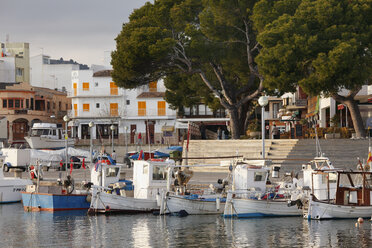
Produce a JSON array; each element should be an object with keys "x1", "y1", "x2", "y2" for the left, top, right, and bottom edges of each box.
[
  {"x1": 70, "y1": 70, "x2": 178, "y2": 147},
  {"x1": 30, "y1": 54, "x2": 89, "y2": 93},
  {"x1": 0, "y1": 56, "x2": 15, "y2": 82},
  {"x1": 317, "y1": 85, "x2": 372, "y2": 128}
]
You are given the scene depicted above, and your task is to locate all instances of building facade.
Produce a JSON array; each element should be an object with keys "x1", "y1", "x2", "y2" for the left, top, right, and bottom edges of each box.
[
  {"x1": 70, "y1": 70, "x2": 178, "y2": 147},
  {"x1": 1, "y1": 42, "x2": 30, "y2": 83},
  {"x1": 0, "y1": 82, "x2": 70, "y2": 144}
]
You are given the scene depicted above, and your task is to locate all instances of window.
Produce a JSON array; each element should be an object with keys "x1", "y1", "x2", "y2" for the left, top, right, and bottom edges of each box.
[
  {"x1": 26, "y1": 99, "x2": 29, "y2": 109},
  {"x1": 126, "y1": 100, "x2": 130, "y2": 105},
  {"x1": 95, "y1": 82, "x2": 98, "y2": 87},
  {"x1": 58, "y1": 101, "x2": 61, "y2": 111},
  {"x1": 152, "y1": 165, "x2": 167, "y2": 180},
  {"x1": 74, "y1": 104, "x2": 77, "y2": 117},
  {"x1": 47, "y1": 101, "x2": 50, "y2": 111},
  {"x1": 8, "y1": 99, "x2": 13, "y2": 108},
  {"x1": 83, "y1": 103, "x2": 90, "y2": 112},
  {"x1": 82, "y1": 82, "x2": 89, "y2": 91},
  {"x1": 16, "y1": 68, "x2": 23, "y2": 76},
  {"x1": 110, "y1": 82, "x2": 118, "y2": 95},
  {"x1": 149, "y1": 81, "x2": 157, "y2": 92},
  {"x1": 254, "y1": 172, "x2": 266, "y2": 181},
  {"x1": 96, "y1": 103, "x2": 100, "y2": 108},
  {"x1": 73, "y1": 83, "x2": 77, "y2": 96},
  {"x1": 138, "y1": 101, "x2": 146, "y2": 116},
  {"x1": 110, "y1": 103, "x2": 118, "y2": 116},
  {"x1": 3, "y1": 99, "x2": 6, "y2": 108},
  {"x1": 158, "y1": 101, "x2": 166, "y2": 116}
]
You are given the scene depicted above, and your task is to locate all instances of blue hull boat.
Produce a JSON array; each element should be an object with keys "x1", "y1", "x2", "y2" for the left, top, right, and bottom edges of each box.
[{"x1": 22, "y1": 192, "x2": 90, "y2": 212}]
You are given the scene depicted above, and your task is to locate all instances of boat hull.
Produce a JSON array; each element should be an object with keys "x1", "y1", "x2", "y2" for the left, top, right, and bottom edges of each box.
[
  {"x1": 24, "y1": 137, "x2": 74, "y2": 149},
  {"x1": 21, "y1": 192, "x2": 90, "y2": 211},
  {"x1": 166, "y1": 195, "x2": 225, "y2": 215},
  {"x1": 89, "y1": 191, "x2": 159, "y2": 214},
  {"x1": 0, "y1": 179, "x2": 32, "y2": 203},
  {"x1": 307, "y1": 200, "x2": 372, "y2": 220},
  {"x1": 223, "y1": 198, "x2": 302, "y2": 218}
]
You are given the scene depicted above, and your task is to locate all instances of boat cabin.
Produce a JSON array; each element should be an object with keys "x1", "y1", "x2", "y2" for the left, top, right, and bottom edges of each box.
[
  {"x1": 91, "y1": 164, "x2": 121, "y2": 188},
  {"x1": 29, "y1": 123, "x2": 64, "y2": 140},
  {"x1": 303, "y1": 157, "x2": 337, "y2": 200},
  {"x1": 334, "y1": 171, "x2": 372, "y2": 206},
  {"x1": 133, "y1": 160, "x2": 174, "y2": 200},
  {"x1": 233, "y1": 159, "x2": 271, "y2": 192}
]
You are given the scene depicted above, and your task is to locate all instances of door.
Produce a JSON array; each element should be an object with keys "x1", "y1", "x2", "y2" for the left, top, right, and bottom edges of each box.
[
  {"x1": 12, "y1": 121, "x2": 28, "y2": 141},
  {"x1": 145, "y1": 121, "x2": 155, "y2": 144},
  {"x1": 130, "y1": 125, "x2": 136, "y2": 144}
]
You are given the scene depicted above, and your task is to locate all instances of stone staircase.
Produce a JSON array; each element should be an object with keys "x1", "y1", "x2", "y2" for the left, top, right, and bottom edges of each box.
[{"x1": 183, "y1": 139, "x2": 370, "y2": 173}]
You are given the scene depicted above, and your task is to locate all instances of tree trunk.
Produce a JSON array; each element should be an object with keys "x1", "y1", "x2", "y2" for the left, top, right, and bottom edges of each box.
[
  {"x1": 228, "y1": 107, "x2": 241, "y2": 139},
  {"x1": 343, "y1": 99, "x2": 366, "y2": 138}
]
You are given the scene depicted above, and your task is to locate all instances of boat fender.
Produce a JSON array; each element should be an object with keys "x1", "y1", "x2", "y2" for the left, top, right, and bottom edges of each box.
[
  {"x1": 105, "y1": 205, "x2": 111, "y2": 212},
  {"x1": 216, "y1": 198, "x2": 221, "y2": 211},
  {"x1": 86, "y1": 194, "x2": 92, "y2": 203}
]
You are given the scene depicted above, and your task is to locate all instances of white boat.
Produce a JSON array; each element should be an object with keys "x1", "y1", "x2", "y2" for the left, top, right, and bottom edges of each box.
[
  {"x1": 24, "y1": 123, "x2": 74, "y2": 149},
  {"x1": 306, "y1": 170, "x2": 372, "y2": 220},
  {"x1": 0, "y1": 155, "x2": 32, "y2": 203},
  {"x1": 163, "y1": 164, "x2": 229, "y2": 215},
  {"x1": 166, "y1": 194, "x2": 225, "y2": 215},
  {"x1": 88, "y1": 159, "x2": 173, "y2": 214},
  {"x1": 223, "y1": 159, "x2": 302, "y2": 218}
]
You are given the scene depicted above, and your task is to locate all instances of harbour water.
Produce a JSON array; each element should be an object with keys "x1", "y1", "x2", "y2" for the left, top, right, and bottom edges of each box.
[{"x1": 1, "y1": 203, "x2": 371, "y2": 247}]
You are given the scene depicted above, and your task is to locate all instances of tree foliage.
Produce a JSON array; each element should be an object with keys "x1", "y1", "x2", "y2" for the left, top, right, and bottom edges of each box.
[
  {"x1": 111, "y1": 0, "x2": 265, "y2": 138},
  {"x1": 255, "y1": 0, "x2": 372, "y2": 137}
]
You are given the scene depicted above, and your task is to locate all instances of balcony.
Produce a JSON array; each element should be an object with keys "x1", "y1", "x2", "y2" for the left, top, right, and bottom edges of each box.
[{"x1": 285, "y1": 99, "x2": 307, "y2": 110}]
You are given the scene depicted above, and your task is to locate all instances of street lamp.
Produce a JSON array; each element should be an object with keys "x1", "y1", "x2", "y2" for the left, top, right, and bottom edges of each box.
[
  {"x1": 63, "y1": 115, "x2": 70, "y2": 170},
  {"x1": 124, "y1": 126, "x2": 128, "y2": 154},
  {"x1": 258, "y1": 96, "x2": 269, "y2": 159},
  {"x1": 89, "y1": 121, "x2": 94, "y2": 168},
  {"x1": 110, "y1": 124, "x2": 115, "y2": 154}
]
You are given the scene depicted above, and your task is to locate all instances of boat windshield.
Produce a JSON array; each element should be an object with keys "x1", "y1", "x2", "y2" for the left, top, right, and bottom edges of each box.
[
  {"x1": 31, "y1": 129, "x2": 50, "y2": 137},
  {"x1": 152, "y1": 165, "x2": 167, "y2": 180}
]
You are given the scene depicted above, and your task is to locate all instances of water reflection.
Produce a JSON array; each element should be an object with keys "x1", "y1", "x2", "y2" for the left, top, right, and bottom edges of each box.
[{"x1": 0, "y1": 204, "x2": 371, "y2": 247}]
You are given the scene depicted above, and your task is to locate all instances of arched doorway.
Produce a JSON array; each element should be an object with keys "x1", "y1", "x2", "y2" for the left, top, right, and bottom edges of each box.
[{"x1": 12, "y1": 118, "x2": 29, "y2": 141}]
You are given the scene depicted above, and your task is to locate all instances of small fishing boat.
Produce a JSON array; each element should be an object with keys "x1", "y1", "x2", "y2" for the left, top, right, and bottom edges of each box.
[
  {"x1": 0, "y1": 155, "x2": 32, "y2": 203},
  {"x1": 223, "y1": 159, "x2": 302, "y2": 218},
  {"x1": 24, "y1": 123, "x2": 74, "y2": 149},
  {"x1": 88, "y1": 159, "x2": 173, "y2": 214},
  {"x1": 164, "y1": 164, "x2": 228, "y2": 215},
  {"x1": 306, "y1": 169, "x2": 372, "y2": 220},
  {"x1": 21, "y1": 158, "x2": 122, "y2": 212}
]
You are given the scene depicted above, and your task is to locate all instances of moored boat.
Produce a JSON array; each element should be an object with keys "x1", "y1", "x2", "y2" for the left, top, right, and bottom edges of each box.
[
  {"x1": 223, "y1": 159, "x2": 302, "y2": 218},
  {"x1": 0, "y1": 155, "x2": 32, "y2": 203},
  {"x1": 306, "y1": 169, "x2": 372, "y2": 220},
  {"x1": 88, "y1": 159, "x2": 173, "y2": 214},
  {"x1": 21, "y1": 158, "x2": 122, "y2": 212},
  {"x1": 24, "y1": 123, "x2": 74, "y2": 149}
]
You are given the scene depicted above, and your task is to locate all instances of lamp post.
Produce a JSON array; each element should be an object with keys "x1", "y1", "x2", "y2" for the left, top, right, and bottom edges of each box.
[
  {"x1": 110, "y1": 124, "x2": 115, "y2": 154},
  {"x1": 89, "y1": 121, "x2": 94, "y2": 168},
  {"x1": 63, "y1": 115, "x2": 70, "y2": 170},
  {"x1": 258, "y1": 96, "x2": 269, "y2": 159},
  {"x1": 124, "y1": 126, "x2": 128, "y2": 154}
]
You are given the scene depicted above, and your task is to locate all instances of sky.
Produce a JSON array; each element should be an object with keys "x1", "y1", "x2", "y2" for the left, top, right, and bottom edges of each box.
[{"x1": 0, "y1": 0, "x2": 151, "y2": 66}]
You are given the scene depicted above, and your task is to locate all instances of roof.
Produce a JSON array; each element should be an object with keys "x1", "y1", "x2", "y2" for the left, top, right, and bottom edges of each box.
[
  {"x1": 93, "y1": 70, "x2": 112, "y2": 77},
  {"x1": 0, "y1": 82, "x2": 19, "y2": 89},
  {"x1": 137, "y1": 92, "x2": 165, "y2": 98}
]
